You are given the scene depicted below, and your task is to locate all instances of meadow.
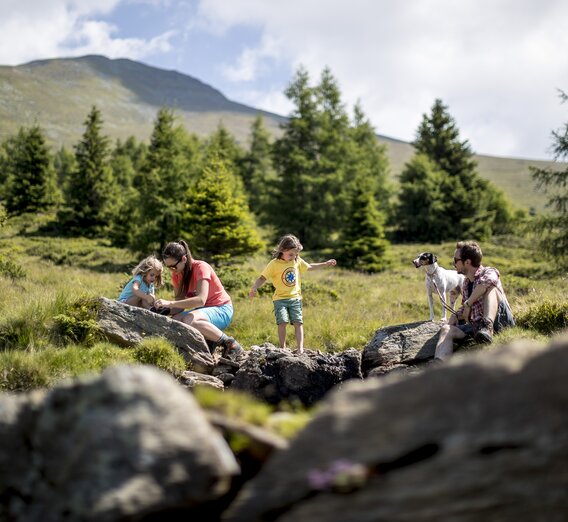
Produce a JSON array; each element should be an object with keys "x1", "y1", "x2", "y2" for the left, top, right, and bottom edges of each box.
[{"x1": 1, "y1": 212, "x2": 567, "y2": 398}]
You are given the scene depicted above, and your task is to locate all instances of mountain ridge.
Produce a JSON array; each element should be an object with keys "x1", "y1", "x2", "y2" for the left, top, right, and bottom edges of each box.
[{"x1": 0, "y1": 55, "x2": 560, "y2": 212}]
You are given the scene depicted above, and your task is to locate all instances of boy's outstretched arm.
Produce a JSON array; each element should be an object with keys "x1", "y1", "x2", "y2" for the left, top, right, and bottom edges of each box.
[
  {"x1": 249, "y1": 275, "x2": 267, "y2": 297},
  {"x1": 307, "y1": 259, "x2": 337, "y2": 271}
]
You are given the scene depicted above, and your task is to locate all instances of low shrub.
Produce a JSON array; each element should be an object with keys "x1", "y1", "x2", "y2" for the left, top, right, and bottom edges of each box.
[
  {"x1": 132, "y1": 337, "x2": 186, "y2": 375},
  {"x1": 516, "y1": 300, "x2": 568, "y2": 335},
  {"x1": 0, "y1": 256, "x2": 26, "y2": 280},
  {"x1": 51, "y1": 296, "x2": 102, "y2": 346},
  {"x1": 0, "y1": 343, "x2": 134, "y2": 392}
]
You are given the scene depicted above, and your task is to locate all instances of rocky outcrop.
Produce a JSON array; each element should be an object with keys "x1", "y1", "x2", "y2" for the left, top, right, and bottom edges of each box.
[
  {"x1": 179, "y1": 370, "x2": 225, "y2": 390},
  {"x1": 0, "y1": 365, "x2": 239, "y2": 522},
  {"x1": 362, "y1": 320, "x2": 442, "y2": 376},
  {"x1": 231, "y1": 344, "x2": 362, "y2": 406},
  {"x1": 226, "y1": 338, "x2": 568, "y2": 521},
  {"x1": 97, "y1": 297, "x2": 215, "y2": 373}
]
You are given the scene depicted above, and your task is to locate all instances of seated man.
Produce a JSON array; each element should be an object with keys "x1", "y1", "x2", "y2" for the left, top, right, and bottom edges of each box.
[{"x1": 435, "y1": 241, "x2": 515, "y2": 361}]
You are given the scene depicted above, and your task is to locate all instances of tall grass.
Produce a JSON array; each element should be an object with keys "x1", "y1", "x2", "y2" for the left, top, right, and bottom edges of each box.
[{"x1": 1, "y1": 214, "x2": 567, "y2": 392}]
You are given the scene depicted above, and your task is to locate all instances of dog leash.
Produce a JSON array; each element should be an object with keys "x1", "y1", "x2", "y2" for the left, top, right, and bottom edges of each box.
[{"x1": 431, "y1": 281, "x2": 459, "y2": 316}]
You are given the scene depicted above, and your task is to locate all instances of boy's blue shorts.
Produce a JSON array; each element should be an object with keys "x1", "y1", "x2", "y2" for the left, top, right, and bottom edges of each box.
[
  {"x1": 179, "y1": 303, "x2": 234, "y2": 330},
  {"x1": 273, "y1": 298, "x2": 303, "y2": 325}
]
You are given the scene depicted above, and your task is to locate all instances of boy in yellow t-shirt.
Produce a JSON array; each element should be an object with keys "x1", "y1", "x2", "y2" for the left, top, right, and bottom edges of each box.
[{"x1": 249, "y1": 234, "x2": 336, "y2": 353}]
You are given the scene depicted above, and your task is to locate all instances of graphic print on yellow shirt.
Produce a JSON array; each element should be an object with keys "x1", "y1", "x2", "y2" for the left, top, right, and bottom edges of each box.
[{"x1": 261, "y1": 257, "x2": 310, "y2": 301}]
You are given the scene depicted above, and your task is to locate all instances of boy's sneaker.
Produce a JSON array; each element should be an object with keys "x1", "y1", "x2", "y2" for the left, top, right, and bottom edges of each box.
[
  {"x1": 221, "y1": 337, "x2": 246, "y2": 362},
  {"x1": 475, "y1": 319, "x2": 494, "y2": 344}
]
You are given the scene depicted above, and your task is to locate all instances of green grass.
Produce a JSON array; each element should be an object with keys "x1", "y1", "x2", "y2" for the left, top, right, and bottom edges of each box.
[{"x1": 0, "y1": 214, "x2": 567, "y2": 390}]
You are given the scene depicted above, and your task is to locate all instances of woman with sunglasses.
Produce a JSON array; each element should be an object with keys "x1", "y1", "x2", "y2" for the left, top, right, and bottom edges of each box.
[{"x1": 155, "y1": 240, "x2": 244, "y2": 360}]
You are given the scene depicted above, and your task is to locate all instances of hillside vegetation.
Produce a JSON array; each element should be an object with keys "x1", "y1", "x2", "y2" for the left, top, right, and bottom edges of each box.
[
  {"x1": 0, "y1": 55, "x2": 562, "y2": 212},
  {"x1": 0, "y1": 212, "x2": 566, "y2": 393}
]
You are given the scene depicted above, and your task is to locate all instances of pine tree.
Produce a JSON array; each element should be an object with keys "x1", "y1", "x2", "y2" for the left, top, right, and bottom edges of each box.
[
  {"x1": 272, "y1": 67, "x2": 320, "y2": 246},
  {"x1": 183, "y1": 158, "x2": 263, "y2": 263},
  {"x1": 58, "y1": 106, "x2": 117, "y2": 237},
  {"x1": 400, "y1": 99, "x2": 514, "y2": 241},
  {"x1": 132, "y1": 108, "x2": 199, "y2": 253},
  {"x1": 531, "y1": 90, "x2": 568, "y2": 259},
  {"x1": 349, "y1": 103, "x2": 392, "y2": 212},
  {"x1": 272, "y1": 67, "x2": 354, "y2": 248},
  {"x1": 3, "y1": 125, "x2": 59, "y2": 215},
  {"x1": 241, "y1": 115, "x2": 276, "y2": 219},
  {"x1": 340, "y1": 180, "x2": 389, "y2": 273},
  {"x1": 395, "y1": 154, "x2": 449, "y2": 241}
]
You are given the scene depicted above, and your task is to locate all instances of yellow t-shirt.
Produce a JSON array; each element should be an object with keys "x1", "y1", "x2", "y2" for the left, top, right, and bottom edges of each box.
[{"x1": 261, "y1": 257, "x2": 310, "y2": 301}]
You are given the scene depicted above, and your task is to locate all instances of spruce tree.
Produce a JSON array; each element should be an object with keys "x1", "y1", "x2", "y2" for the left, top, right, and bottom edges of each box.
[
  {"x1": 241, "y1": 115, "x2": 276, "y2": 219},
  {"x1": 401, "y1": 99, "x2": 514, "y2": 241},
  {"x1": 340, "y1": 180, "x2": 390, "y2": 273},
  {"x1": 183, "y1": 157, "x2": 263, "y2": 263},
  {"x1": 133, "y1": 108, "x2": 199, "y2": 253},
  {"x1": 3, "y1": 126, "x2": 58, "y2": 215},
  {"x1": 531, "y1": 90, "x2": 568, "y2": 259},
  {"x1": 395, "y1": 154, "x2": 449, "y2": 241},
  {"x1": 349, "y1": 103, "x2": 392, "y2": 212},
  {"x1": 272, "y1": 67, "x2": 320, "y2": 246},
  {"x1": 58, "y1": 106, "x2": 117, "y2": 237}
]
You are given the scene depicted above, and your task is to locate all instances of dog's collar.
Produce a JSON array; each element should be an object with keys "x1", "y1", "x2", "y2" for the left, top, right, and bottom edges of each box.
[{"x1": 425, "y1": 264, "x2": 439, "y2": 277}]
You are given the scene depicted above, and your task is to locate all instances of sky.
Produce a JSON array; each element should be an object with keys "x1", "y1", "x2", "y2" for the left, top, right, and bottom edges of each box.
[{"x1": 1, "y1": 0, "x2": 568, "y2": 160}]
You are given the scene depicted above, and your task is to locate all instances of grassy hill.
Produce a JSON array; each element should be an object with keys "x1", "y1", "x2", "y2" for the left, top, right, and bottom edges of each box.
[{"x1": 0, "y1": 55, "x2": 562, "y2": 212}]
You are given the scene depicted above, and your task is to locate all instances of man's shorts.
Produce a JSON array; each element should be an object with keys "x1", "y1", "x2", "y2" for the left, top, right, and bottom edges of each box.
[
  {"x1": 456, "y1": 301, "x2": 515, "y2": 338},
  {"x1": 273, "y1": 298, "x2": 303, "y2": 325},
  {"x1": 179, "y1": 303, "x2": 234, "y2": 330}
]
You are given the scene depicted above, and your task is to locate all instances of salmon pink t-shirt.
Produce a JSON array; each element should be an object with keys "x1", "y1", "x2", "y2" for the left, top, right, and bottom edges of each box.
[{"x1": 172, "y1": 260, "x2": 231, "y2": 307}]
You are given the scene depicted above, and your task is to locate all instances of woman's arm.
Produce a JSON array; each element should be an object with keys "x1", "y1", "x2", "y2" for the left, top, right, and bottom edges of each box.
[
  {"x1": 307, "y1": 259, "x2": 337, "y2": 271},
  {"x1": 249, "y1": 275, "x2": 267, "y2": 297},
  {"x1": 155, "y1": 279, "x2": 209, "y2": 309}
]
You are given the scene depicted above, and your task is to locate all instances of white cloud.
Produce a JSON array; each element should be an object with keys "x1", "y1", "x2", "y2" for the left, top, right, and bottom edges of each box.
[
  {"x1": 194, "y1": 0, "x2": 568, "y2": 158},
  {"x1": 0, "y1": 0, "x2": 174, "y2": 65}
]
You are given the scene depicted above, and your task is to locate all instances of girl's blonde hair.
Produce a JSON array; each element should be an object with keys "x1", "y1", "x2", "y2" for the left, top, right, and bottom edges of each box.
[
  {"x1": 132, "y1": 255, "x2": 163, "y2": 287},
  {"x1": 273, "y1": 234, "x2": 303, "y2": 259}
]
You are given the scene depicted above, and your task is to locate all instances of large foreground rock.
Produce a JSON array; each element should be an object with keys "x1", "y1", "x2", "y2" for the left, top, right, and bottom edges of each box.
[
  {"x1": 231, "y1": 345, "x2": 362, "y2": 406},
  {"x1": 97, "y1": 297, "x2": 215, "y2": 373},
  {"x1": 0, "y1": 365, "x2": 239, "y2": 522},
  {"x1": 362, "y1": 320, "x2": 442, "y2": 376},
  {"x1": 226, "y1": 337, "x2": 568, "y2": 521}
]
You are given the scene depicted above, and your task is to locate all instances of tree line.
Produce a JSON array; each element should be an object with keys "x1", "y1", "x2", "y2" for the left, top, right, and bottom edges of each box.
[{"x1": 3, "y1": 67, "x2": 561, "y2": 269}]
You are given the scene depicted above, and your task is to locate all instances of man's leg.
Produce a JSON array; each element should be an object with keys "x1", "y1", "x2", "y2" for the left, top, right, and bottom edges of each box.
[
  {"x1": 475, "y1": 287, "x2": 501, "y2": 343},
  {"x1": 435, "y1": 323, "x2": 467, "y2": 361}
]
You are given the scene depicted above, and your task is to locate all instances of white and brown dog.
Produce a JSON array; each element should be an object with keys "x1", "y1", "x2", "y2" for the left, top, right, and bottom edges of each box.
[{"x1": 413, "y1": 252, "x2": 465, "y2": 321}]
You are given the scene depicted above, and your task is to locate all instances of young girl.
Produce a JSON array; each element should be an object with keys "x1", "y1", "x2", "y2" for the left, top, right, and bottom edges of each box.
[
  {"x1": 154, "y1": 240, "x2": 244, "y2": 359},
  {"x1": 249, "y1": 234, "x2": 336, "y2": 353},
  {"x1": 118, "y1": 256, "x2": 163, "y2": 309}
]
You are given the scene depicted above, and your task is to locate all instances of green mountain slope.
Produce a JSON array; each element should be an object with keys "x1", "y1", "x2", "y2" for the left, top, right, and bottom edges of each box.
[{"x1": 0, "y1": 55, "x2": 561, "y2": 212}]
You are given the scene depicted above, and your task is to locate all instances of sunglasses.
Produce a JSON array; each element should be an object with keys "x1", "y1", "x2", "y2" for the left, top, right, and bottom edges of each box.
[
  {"x1": 453, "y1": 257, "x2": 463, "y2": 264},
  {"x1": 166, "y1": 258, "x2": 182, "y2": 270}
]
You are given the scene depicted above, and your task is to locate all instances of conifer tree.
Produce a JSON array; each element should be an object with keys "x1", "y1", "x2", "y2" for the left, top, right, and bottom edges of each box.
[
  {"x1": 133, "y1": 108, "x2": 199, "y2": 253},
  {"x1": 272, "y1": 67, "x2": 353, "y2": 248},
  {"x1": 399, "y1": 99, "x2": 514, "y2": 241},
  {"x1": 531, "y1": 90, "x2": 568, "y2": 259},
  {"x1": 3, "y1": 125, "x2": 59, "y2": 215},
  {"x1": 183, "y1": 157, "x2": 263, "y2": 263},
  {"x1": 349, "y1": 103, "x2": 392, "y2": 211},
  {"x1": 241, "y1": 115, "x2": 276, "y2": 219},
  {"x1": 340, "y1": 180, "x2": 390, "y2": 273},
  {"x1": 272, "y1": 67, "x2": 320, "y2": 246},
  {"x1": 54, "y1": 146, "x2": 76, "y2": 195},
  {"x1": 58, "y1": 107, "x2": 117, "y2": 236},
  {"x1": 396, "y1": 154, "x2": 449, "y2": 241}
]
